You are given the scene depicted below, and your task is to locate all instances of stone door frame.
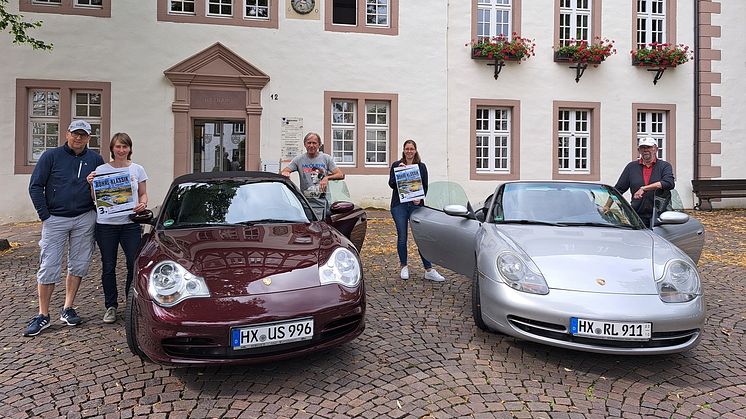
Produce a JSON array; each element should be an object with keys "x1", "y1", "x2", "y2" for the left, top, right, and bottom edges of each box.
[{"x1": 164, "y1": 43, "x2": 269, "y2": 176}]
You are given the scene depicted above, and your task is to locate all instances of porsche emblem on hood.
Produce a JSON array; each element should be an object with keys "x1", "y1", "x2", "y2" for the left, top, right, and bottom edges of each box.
[
  {"x1": 596, "y1": 278, "x2": 606, "y2": 286},
  {"x1": 262, "y1": 277, "x2": 272, "y2": 286}
]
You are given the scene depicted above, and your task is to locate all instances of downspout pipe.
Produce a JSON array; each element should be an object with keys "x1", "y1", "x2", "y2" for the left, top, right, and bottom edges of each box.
[{"x1": 693, "y1": 0, "x2": 700, "y2": 181}]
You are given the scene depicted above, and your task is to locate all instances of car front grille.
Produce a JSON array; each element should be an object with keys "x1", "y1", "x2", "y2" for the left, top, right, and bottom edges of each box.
[
  {"x1": 161, "y1": 314, "x2": 364, "y2": 360},
  {"x1": 507, "y1": 315, "x2": 700, "y2": 349}
]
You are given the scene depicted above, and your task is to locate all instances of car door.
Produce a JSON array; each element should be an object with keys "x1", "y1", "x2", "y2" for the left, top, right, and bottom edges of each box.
[
  {"x1": 649, "y1": 190, "x2": 705, "y2": 263},
  {"x1": 410, "y1": 182, "x2": 481, "y2": 276},
  {"x1": 653, "y1": 217, "x2": 705, "y2": 263}
]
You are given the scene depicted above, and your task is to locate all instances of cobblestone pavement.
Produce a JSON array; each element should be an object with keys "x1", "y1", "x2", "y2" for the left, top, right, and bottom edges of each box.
[{"x1": 1, "y1": 210, "x2": 745, "y2": 418}]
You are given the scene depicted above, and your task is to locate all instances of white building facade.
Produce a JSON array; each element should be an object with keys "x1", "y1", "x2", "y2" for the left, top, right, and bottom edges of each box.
[{"x1": 0, "y1": 0, "x2": 738, "y2": 223}]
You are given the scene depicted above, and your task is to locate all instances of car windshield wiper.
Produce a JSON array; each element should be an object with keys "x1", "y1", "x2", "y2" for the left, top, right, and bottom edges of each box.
[
  {"x1": 555, "y1": 221, "x2": 637, "y2": 229},
  {"x1": 165, "y1": 222, "x2": 234, "y2": 229},
  {"x1": 237, "y1": 218, "x2": 301, "y2": 225},
  {"x1": 499, "y1": 219, "x2": 564, "y2": 227}
]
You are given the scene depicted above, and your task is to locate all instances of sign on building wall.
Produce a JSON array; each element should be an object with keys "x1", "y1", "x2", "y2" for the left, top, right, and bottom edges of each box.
[{"x1": 281, "y1": 117, "x2": 304, "y2": 161}]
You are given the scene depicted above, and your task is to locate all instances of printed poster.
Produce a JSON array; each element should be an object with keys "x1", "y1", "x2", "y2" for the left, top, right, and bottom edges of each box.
[
  {"x1": 394, "y1": 164, "x2": 425, "y2": 203},
  {"x1": 281, "y1": 117, "x2": 304, "y2": 161},
  {"x1": 92, "y1": 169, "x2": 136, "y2": 219}
]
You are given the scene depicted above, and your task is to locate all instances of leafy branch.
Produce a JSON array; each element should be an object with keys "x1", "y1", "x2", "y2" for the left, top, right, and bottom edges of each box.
[{"x1": 0, "y1": 0, "x2": 53, "y2": 50}]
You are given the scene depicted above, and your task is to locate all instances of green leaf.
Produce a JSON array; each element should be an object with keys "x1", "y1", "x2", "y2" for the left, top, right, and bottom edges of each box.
[{"x1": 0, "y1": 0, "x2": 54, "y2": 51}]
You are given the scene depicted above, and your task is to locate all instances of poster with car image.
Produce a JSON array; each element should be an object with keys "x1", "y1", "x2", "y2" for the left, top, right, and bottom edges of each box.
[
  {"x1": 394, "y1": 164, "x2": 425, "y2": 203},
  {"x1": 92, "y1": 168, "x2": 136, "y2": 219}
]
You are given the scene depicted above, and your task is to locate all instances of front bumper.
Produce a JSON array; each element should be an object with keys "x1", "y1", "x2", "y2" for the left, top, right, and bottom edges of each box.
[
  {"x1": 478, "y1": 272, "x2": 705, "y2": 355},
  {"x1": 132, "y1": 284, "x2": 365, "y2": 365}
]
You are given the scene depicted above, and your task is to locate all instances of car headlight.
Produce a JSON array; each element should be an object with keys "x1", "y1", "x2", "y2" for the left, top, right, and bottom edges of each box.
[
  {"x1": 319, "y1": 248, "x2": 361, "y2": 287},
  {"x1": 148, "y1": 261, "x2": 210, "y2": 307},
  {"x1": 656, "y1": 259, "x2": 700, "y2": 303},
  {"x1": 496, "y1": 252, "x2": 549, "y2": 295}
]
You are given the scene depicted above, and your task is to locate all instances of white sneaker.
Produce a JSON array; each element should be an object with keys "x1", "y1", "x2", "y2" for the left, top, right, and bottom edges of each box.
[
  {"x1": 424, "y1": 269, "x2": 445, "y2": 282},
  {"x1": 400, "y1": 266, "x2": 409, "y2": 280},
  {"x1": 102, "y1": 307, "x2": 117, "y2": 324}
]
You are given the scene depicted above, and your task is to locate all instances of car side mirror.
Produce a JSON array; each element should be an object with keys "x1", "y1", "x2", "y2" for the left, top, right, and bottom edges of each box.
[
  {"x1": 443, "y1": 204, "x2": 470, "y2": 217},
  {"x1": 658, "y1": 211, "x2": 689, "y2": 225},
  {"x1": 129, "y1": 209, "x2": 155, "y2": 225},
  {"x1": 330, "y1": 201, "x2": 355, "y2": 215}
]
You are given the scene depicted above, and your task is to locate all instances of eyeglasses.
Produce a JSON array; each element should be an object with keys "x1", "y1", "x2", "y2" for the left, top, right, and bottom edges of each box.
[{"x1": 70, "y1": 131, "x2": 91, "y2": 138}]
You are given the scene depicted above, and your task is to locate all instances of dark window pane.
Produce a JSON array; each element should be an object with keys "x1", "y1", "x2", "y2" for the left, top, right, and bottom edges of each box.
[{"x1": 333, "y1": 0, "x2": 356, "y2": 25}]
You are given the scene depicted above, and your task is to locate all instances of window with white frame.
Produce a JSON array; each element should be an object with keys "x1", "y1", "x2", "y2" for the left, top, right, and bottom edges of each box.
[
  {"x1": 365, "y1": 0, "x2": 389, "y2": 27},
  {"x1": 170, "y1": 0, "x2": 195, "y2": 13},
  {"x1": 331, "y1": 100, "x2": 356, "y2": 164},
  {"x1": 477, "y1": 0, "x2": 512, "y2": 40},
  {"x1": 364, "y1": 102, "x2": 389, "y2": 165},
  {"x1": 559, "y1": 0, "x2": 591, "y2": 45},
  {"x1": 330, "y1": 98, "x2": 391, "y2": 167},
  {"x1": 557, "y1": 109, "x2": 590, "y2": 173},
  {"x1": 28, "y1": 90, "x2": 61, "y2": 163},
  {"x1": 23, "y1": 0, "x2": 110, "y2": 16},
  {"x1": 74, "y1": 91, "x2": 102, "y2": 154},
  {"x1": 475, "y1": 107, "x2": 511, "y2": 173},
  {"x1": 16, "y1": 81, "x2": 109, "y2": 174},
  {"x1": 326, "y1": 0, "x2": 397, "y2": 34},
  {"x1": 233, "y1": 122, "x2": 245, "y2": 134},
  {"x1": 325, "y1": 92, "x2": 396, "y2": 172},
  {"x1": 637, "y1": 111, "x2": 666, "y2": 159},
  {"x1": 331, "y1": 0, "x2": 389, "y2": 26},
  {"x1": 208, "y1": 0, "x2": 232, "y2": 16},
  {"x1": 636, "y1": 0, "x2": 665, "y2": 48},
  {"x1": 75, "y1": 0, "x2": 103, "y2": 7},
  {"x1": 245, "y1": 0, "x2": 269, "y2": 19}
]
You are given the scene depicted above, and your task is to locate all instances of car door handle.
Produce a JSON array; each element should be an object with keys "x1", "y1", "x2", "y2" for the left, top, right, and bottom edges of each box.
[
  {"x1": 697, "y1": 230, "x2": 704, "y2": 235},
  {"x1": 411, "y1": 217, "x2": 421, "y2": 223}
]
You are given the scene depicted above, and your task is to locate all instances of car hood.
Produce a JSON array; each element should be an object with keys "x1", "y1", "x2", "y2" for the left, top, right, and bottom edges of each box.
[
  {"x1": 493, "y1": 224, "x2": 659, "y2": 294},
  {"x1": 145, "y1": 222, "x2": 346, "y2": 297}
]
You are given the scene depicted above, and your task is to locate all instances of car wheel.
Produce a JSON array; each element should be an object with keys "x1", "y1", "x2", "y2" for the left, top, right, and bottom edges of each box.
[
  {"x1": 125, "y1": 288, "x2": 148, "y2": 361},
  {"x1": 471, "y1": 266, "x2": 489, "y2": 331}
]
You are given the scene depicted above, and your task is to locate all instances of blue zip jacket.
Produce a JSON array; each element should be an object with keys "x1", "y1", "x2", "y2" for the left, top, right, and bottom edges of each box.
[
  {"x1": 614, "y1": 158, "x2": 675, "y2": 219},
  {"x1": 29, "y1": 143, "x2": 104, "y2": 221}
]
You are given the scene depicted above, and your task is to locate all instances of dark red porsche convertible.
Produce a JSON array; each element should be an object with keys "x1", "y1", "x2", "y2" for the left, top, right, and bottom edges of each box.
[{"x1": 126, "y1": 172, "x2": 367, "y2": 365}]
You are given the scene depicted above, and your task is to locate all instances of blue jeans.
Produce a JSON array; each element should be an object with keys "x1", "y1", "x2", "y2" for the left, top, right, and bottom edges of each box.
[
  {"x1": 95, "y1": 223, "x2": 142, "y2": 308},
  {"x1": 391, "y1": 203, "x2": 432, "y2": 269}
]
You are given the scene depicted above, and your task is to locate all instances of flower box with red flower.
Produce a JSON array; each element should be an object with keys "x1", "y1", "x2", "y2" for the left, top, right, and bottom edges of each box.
[
  {"x1": 631, "y1": 43, "x2": 693, "y2": 68},
  {"x1": 553, "y1": 37, "x2": 616, "y2": 66},
  {"x1": 469, "y1": 33, "x2": 535, "y2": 63}
]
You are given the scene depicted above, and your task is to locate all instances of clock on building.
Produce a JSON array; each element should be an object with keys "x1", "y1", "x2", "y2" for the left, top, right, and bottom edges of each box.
[{"x1": 291, "y1": 0, "x2": 315, "y2": 14}]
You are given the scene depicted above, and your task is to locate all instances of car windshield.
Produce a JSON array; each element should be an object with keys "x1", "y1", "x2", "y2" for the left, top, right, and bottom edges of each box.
[
  {"x1": 160, "y1": 180, "x2": 312, "y2": 228},
  {"x1": 491, "y1": 182, "x2": 644, "y2": 229}
]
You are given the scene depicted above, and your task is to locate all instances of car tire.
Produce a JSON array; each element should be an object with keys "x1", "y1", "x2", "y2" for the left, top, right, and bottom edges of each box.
[
  {"x1": 125, "y1": 288, "x2": 148, "y2": 361},
  {"x1": 471, "y1": 266, "x2": 489, "y2": 331}
]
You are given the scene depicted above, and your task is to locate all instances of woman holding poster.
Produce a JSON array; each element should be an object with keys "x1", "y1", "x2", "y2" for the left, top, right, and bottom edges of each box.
[
  {"x1": 388, "y1": 140, "x2": 445, "y2": 282},
  {"x1": 86, "y1": 133, "x2": 148, "y2": 323}
]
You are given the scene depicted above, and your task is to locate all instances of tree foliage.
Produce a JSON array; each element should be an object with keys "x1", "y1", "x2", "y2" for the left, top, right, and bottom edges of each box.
[{"x1": 0, "y1": 0, "x2": 53, "y2": 50}]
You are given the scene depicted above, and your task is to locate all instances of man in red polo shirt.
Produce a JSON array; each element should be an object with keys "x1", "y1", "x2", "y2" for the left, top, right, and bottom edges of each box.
[{"x1": 609, "y1": 137, "x2": 675, "y2": 227}]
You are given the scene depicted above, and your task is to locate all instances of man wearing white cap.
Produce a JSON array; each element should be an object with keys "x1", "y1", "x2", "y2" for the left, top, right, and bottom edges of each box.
[
  {"x1": 608, "y1": 137, "x2": 675, "y2": 227},
  {"x1": 25, "y1": 120, "x2": 105, "y2": 336}
]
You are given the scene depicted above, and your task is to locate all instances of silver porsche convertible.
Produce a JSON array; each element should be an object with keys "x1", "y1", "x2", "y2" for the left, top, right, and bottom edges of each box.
[{"x1": 411, "y1": 181, "x2": 705, "y2": 355}]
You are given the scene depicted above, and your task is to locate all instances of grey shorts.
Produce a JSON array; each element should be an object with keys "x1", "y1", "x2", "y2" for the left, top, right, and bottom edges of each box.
[{"x1": 37, "y1": 210, "x2": 96, "y2": 285}]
